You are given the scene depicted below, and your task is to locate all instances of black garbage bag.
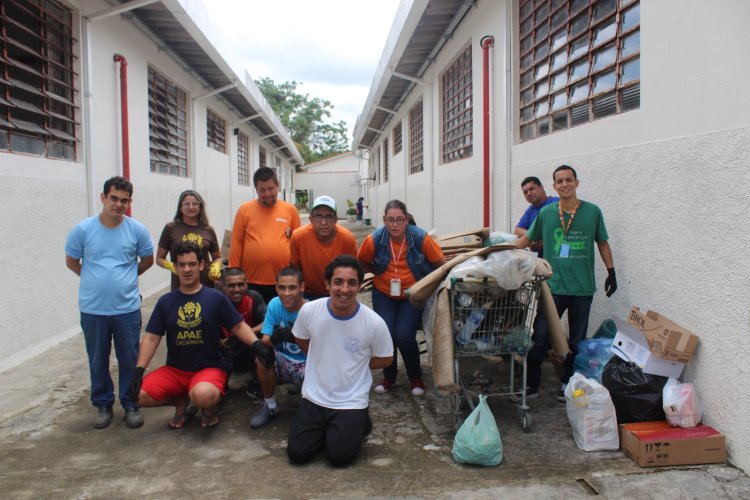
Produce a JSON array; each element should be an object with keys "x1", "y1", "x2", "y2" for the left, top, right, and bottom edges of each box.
[{"x1": 601, "y1": 356, "x2": 668, "y2": 423}]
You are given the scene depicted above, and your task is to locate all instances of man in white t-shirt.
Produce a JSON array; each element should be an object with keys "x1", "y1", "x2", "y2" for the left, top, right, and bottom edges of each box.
[{"x1": 287, "y1": 255, "x2": 393, "y2": 466}]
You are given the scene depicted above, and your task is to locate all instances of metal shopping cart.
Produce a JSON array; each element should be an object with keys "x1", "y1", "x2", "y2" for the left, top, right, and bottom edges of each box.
[{"x1": 450, "y1": 275, "x2": 543, "y2": 432}]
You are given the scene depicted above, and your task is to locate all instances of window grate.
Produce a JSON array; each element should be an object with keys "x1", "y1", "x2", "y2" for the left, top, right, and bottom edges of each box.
[
  {"x1": 0, "y1": 0, "x2": 77, "y2": 160},
  {"x1": 206, "y1": 108, "x2": 226, "y2": 153},
  {"x1": 393, "y1": 120, "x2": 402, "y2": 154},
  {"x1": 382, "y1": 139, "x2": 389, "y2": 182},
  {"x1": 237, "y1": 130, "x2": 249, "y2": 185},
  {"x1": 148, "y1": 67, "x2": 188, "y2": 177},
  {"x1": 259, "y1": 145, "x2": 267, "y2": 168},
  {"x1": 409, "y1": 99, "x2": 423, "y2": 174},
  {"x1": 519, "y1": 0, "x2": 640, "y2": 142},
  {"x1": 442, "y1": 45, "x2": 473, "y2": 163}
]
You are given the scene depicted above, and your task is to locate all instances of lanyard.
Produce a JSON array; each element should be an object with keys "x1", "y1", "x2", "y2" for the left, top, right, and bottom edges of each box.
[
  {"x1": 558, "y1": 200, "x2": 581, "y2": 240},
  {"x1": 390, "y1": 237, "x2": 406, "y2": 276}
]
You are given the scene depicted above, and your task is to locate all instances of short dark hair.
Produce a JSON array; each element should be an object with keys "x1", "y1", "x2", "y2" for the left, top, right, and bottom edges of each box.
[
  {"x1": 253, "y1": 166, "x2": 278, "y2": 187},
  {"x1": 173, "y1": 241, "x2": 202, "y2": 263},
  {"x1": 521, "y1": 176, "x2": 542, "y2": 188},
  {"x1": 553, "y1": 164, "x2": 577, "y2": 181},
  {"x1": 103, "y1": 176, "x2": 133, "y2": 197},
  {"x1": 325, "y1": 255, "x2": 364, "y2": 284},
  {"x1": 277, "y1": 266, "x2": 303, "y2": 284},
  {"x1": 223, "y1": 267, "x2": 246, "y2": 280}
]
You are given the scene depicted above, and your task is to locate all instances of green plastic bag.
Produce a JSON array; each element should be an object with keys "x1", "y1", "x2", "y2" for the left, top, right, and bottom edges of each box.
[{"x1": 451, "y1": 395, "x2": 503, "y2": 466}]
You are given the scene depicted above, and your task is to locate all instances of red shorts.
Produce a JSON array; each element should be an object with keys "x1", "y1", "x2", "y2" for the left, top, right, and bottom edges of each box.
[{"x1": 141, "y1": 365, "x2": 228, "y2": 401}]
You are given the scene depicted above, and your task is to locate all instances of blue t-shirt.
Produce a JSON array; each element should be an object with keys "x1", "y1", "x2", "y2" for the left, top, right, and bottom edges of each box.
[
  {"x1": 516, "y1": 196, "x2": 559, "y2": 230},
  {"x1": 146, "y1": 287, "x2": 242, "y2": 374},
  {"x1": 261, "y1": 297, "x2": 306, "y2": 363},
  {"x1": 65, "y1": 215, "x2": 154, "y2": 315}
]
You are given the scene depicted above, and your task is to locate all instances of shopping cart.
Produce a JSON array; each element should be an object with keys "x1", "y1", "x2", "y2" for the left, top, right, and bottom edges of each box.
[{"x1": 450, "y1": 275, "x2": 543, "y2": 432}]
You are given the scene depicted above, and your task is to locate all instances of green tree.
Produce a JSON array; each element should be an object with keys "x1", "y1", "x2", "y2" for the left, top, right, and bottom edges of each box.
[{"x1": 255, "y1": 77, "x2": 349, "y2": 164}]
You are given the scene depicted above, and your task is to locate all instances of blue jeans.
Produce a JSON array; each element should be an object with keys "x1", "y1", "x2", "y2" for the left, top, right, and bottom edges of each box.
[
  {"x1": 80, "y1": 310, "x2": 141, "y2": 409},
  {"x1": 371, "y1": 288, "x2": 422, "y2": 381},
  {"x1": 527, "y1": 295, "x2": 593, "y2": 390}
]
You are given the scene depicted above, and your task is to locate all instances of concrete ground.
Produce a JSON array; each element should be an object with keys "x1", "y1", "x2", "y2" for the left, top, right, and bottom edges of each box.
[{"x1": 1, "y1": 219, "x2": 748, "y2": 498}]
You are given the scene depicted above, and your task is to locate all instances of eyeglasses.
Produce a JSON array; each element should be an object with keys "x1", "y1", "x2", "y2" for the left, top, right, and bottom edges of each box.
[
  {"x1": 312, "y1": 214, "x2": 337, "y2": 222},
  {"x1": 384, "y1": 217, "x2": 407, "y2": 225},
  {"x1": 181, "y1": 202, "x2": 200, "y2": 207}
]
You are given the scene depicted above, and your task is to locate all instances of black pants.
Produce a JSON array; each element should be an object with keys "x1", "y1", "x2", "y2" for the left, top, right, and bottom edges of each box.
[{"x1": 287, "y1": 398, "x2": 369, "y2": 467}]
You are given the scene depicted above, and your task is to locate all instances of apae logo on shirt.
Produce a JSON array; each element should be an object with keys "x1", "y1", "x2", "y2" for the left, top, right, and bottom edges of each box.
[
  {"x1": 177, "y1": 301, "x2": 202, "y2": 329},
  {"x1": 182, "y1": 232, "x2": 204, "y2": 247}
]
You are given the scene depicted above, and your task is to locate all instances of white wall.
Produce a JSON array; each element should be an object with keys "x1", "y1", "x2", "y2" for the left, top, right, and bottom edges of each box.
[
  {"x1": 294, "y1": 153, "x2": 362, "y2": 218},
  {"x1": 0, "y1": 0, "x2": 295, "y2": 371}
]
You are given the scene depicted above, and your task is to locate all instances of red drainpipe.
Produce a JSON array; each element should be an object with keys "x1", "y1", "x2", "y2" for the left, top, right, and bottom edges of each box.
[
  {"x1": 113, "y1": 54, "x2": 131, "y2": 215},
  {"x1": 480, "y1": 36, "x2": 494, "y2": 228}
]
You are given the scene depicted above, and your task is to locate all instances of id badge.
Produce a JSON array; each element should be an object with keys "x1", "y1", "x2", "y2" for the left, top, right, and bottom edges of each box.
[
  {"x1": 390, "y1": 278, "x2": 402, "y2": 297},
  {"x1": 559, "y1": 243, "x2": 571, "y2": 258}
]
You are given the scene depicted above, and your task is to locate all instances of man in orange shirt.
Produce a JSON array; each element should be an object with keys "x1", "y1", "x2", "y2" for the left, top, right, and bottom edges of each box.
[
  {"x1": 290, "y1": 195, "x2": 358, "y2": 300},
  {"x1": 230, "y1": 167, "x2": 301, "y2": 304}
]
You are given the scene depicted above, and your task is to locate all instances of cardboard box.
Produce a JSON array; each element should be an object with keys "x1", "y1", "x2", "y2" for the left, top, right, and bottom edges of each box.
[
  {"x1": 220, "y1": 229, "x2": 232, "y2": 260},
  {"x1": 610, "y1": 318, "x2": 686, "y2": 378},
  {"x1": 620, "y1": 421, "x2": 726, "y2": 467},
  {"x1": 435, "y1": 227, "x2": 490, "y2": 242},
  {"x1": 628, "y1": 307, "x2": 699, "y2": 364}
]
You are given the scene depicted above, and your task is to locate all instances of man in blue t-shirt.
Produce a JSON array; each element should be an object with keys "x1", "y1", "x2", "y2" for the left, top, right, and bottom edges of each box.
[
  {"x1": 513, "y1": 176, "x2": 558, "y2": 257},
  {"x1": 127, "y1": 242, "x2": 274, "y2": 430},
  {"x1": 65, "y1": 176, "x2": 154, "y2": 430},
  {"x1": 250, "y1": 266, "x2": 308, "y2": 429}
]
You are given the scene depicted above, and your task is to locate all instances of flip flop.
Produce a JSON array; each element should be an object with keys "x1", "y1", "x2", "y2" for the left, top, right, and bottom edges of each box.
[
  {"x1": 167, "y1": 405, "x2": 199, "y2": 430},
  {"x1": 201, "y1": 410, "x2": 220, "y2": 428}
]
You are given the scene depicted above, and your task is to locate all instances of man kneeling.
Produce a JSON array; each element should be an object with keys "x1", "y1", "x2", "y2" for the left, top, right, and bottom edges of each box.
[
  {"x1": 128, "y1": 242, "x2": 274, "y2": 429},
  {"x1": 287, "y1": 255, "x2": 392, "y2": 466},
  {"x1": 251, "y1": 266, "x2": 307, "y2": 428}
]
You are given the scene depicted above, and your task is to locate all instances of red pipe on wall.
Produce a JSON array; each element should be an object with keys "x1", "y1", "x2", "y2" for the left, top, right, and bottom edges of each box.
[
  {"x1": 113, "y1": 54, "x2": 131, "y2": 215},
  {"x1": 480, "y1": 36, "x2": 494, "y2": 228}
]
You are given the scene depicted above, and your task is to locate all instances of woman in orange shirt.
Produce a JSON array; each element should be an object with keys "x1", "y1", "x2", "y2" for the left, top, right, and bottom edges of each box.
[{"x1": 358, "y1": 200, "x2": 446, "y2": 396}]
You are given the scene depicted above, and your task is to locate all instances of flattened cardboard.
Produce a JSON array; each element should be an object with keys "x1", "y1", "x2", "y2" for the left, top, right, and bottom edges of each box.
[
  {"x1": 628, "y1": 307, "x2": 699, "y2": 364},
  {"x1": 620, "y1": 421, "x2": 726, "y2": 467},
  {"x1": 220, "y1": 229, "x2": 232, "y2": 259},
  {"x1": 610, "y1": 318, "x2": 685, "y2": 378},
  {"x1": 434, "y1": 227, "x2": 490, "y2": 242},
  {"x1": 438, "y1": 235, "x2": 482, "y2": 250}
]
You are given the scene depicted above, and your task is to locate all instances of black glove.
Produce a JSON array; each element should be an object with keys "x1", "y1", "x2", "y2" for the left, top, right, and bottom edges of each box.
[
  {"x1": 252, "y1": 340, "x2": 276, "y2": 369},
  {"x1": 128, "y1": 366, "x2": 145, "y2": 403},
  {"x1": 223, "y1": 334, "x2": 239, "y2": 350},
  {"x1": 604, "y1": 268, "x2": 617, "y2": 297},
  {"x1": 270, "y1": 325, "x2": 295, "y2": 345}
]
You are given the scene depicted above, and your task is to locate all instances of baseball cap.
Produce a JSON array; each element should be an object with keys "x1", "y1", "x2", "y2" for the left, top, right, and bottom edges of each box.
[{"x1": 312, "y1": 195, "x2": 336, "y2": 212}]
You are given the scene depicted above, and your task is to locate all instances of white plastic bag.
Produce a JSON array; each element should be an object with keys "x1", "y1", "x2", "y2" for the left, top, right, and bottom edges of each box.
[
  {"x1": 452, "y1": 395, "x2": 503, "y2": 466},
  {"x1": 662, "y1": 378, "x2": 703, "y2": 428},
  {"x1": 565, "y1": 372, "x2": 619, "y2": 451},
  {"x1": 477, "y1": 250, "x2": 536, "y2": 290}
]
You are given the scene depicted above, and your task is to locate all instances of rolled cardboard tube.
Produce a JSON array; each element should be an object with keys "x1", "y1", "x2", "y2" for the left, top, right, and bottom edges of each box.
[{"x1": 539, "y1": 281, "x2": 570, "y2": 356}]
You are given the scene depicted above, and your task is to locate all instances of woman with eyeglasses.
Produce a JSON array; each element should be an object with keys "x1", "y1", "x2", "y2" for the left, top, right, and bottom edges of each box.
[
  {"x1": 156, "y1": 190, "x2": 222, "y2": 290},
  {"x1": 357, "y1": 199, "x2": 446, "y2": 396}
]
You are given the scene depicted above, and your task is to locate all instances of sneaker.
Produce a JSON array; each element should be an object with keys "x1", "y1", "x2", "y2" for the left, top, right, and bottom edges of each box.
[
  {"x1": 525, "y1": 387, "x2": 539, "y2": 400},
  {"x1": 124, "y1": 407, "x2": 144, "y2": 429},
  {"x1": 409, "y1": 378, "x2": 426, "y2": 396},
  {"x1": 250, "y1": 402, "x2": 278, "y2": 429},
  {"x1": 556, "y1": 384, "x2": 567, "y2": 403},
  {"x1": 93, "y1": 406, "x2": 113, "y2": 429},
  {"x1": 374, "y1": 378, "x2": 395, "y2": 394},
  {"x1": 245, "y1": 381, "x2": 263, "y2": 400}
]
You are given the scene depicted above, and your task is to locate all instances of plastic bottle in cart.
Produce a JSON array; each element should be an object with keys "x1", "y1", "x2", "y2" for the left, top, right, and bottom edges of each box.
[{"x1": 457, "y1": 307, "x2": 486, "y2": 345}]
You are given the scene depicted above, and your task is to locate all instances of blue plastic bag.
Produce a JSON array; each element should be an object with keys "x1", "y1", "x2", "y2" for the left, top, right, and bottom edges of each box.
[
  {"x1": 573, "y1": 337, "x2": 614, "y2": 383},
  {"x1": 452, "y1": 395, "x2": 503, "y2": 466}
]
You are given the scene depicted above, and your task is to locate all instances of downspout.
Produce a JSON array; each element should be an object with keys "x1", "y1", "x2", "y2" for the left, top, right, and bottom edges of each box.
[
  {"x1": 81, "y1": 19, "x2": 95, "y2": 216},
  {"x1": 504, "y1": 1, "x2": 514, "y2": 233},
  {"x1": 113, "y1": 54, "x2": 131, "y2": 216},
  {"x1": 481, "y1": 35, "x2": 494, "y2": 228}
]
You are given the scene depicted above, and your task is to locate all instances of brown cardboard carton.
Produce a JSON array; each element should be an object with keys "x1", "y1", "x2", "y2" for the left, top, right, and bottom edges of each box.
[
  {"x1": 434, "y1": 227, "x2": 490, "y2": 242},
  {"x1": 437, "y1": 234, "x2": 482, "y2": 250},
  {"x1": 220, "y1": 229, "x2": 232, "y2": 260},
  {"x1": 620, "y1": 421, "x2": 725, "y2": 467},
  {"x1": 627, "y1": 307, "x2": 699, "y2": 364}
]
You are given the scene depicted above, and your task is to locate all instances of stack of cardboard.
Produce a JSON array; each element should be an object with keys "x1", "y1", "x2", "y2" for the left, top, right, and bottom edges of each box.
[{"x1": 433, "y1": 227, "x2": 489, "y2": 256}]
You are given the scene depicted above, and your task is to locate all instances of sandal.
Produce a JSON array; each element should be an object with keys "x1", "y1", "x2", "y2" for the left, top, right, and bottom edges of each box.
[
  {"x1": 167, "y1": 404, "x2": 198, "y2": 430},
  {"x1": 201, "y1": 410, "x2": 220, "y2": 428}
]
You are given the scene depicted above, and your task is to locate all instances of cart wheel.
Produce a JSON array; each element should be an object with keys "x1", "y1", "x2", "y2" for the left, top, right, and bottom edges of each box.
[{"x1": 521, "y1": 411, "x2": 532, "y2": 433}]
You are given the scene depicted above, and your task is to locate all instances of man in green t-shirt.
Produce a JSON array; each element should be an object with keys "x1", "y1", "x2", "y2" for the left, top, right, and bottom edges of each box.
[{"x1": 516, "y1": 165, "x2": 617, "y2": 401}]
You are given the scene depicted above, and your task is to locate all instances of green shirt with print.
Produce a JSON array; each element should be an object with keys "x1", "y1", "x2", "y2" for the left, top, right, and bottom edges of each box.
[{"x1": 526, "y1": 200, "x2": 608, "y2": 296}]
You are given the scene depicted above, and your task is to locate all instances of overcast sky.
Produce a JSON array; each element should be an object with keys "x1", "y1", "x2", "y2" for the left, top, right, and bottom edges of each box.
[{"x1": 206, "y1": 0, "x2": 402, "y2": 143}]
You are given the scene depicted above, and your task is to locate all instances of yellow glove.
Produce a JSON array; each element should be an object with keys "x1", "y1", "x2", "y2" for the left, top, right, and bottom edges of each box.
[
  {"x1": 208, "y1": 260, "x2": 223, "y2": 281},
  {"x1": 164, "y1": 260, "x2": 177, "y2": 275}
]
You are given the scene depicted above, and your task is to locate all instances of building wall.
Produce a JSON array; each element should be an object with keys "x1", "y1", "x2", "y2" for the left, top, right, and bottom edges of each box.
[
  {"x1": 294, "y1": 153, "x2": 362, "y2": 218},
  {"x1": 0, "y1": 0, "x2": 295, "y2": 371},
  {"x1": 364, "y1": 0, "x2": 750, "y2": 471}
]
